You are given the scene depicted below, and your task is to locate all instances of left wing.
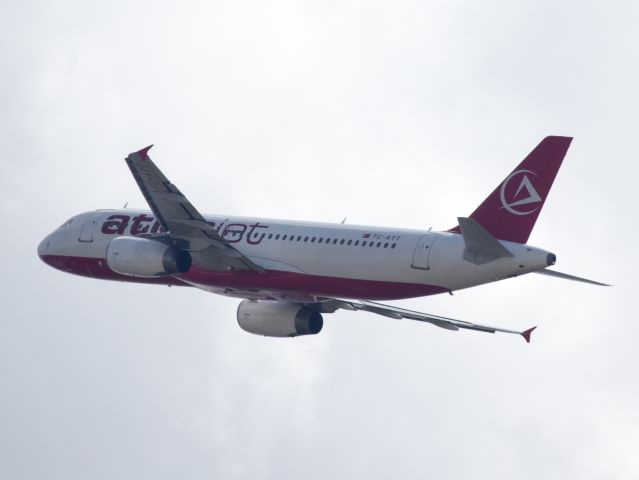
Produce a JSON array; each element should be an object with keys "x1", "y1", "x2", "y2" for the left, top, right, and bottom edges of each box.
[
  {"x1": 125, "y1": 146, "x2": 264, "y2": 273},
  {"x1": 324, "y1": 299, "x2": 537, "y2": 342}
]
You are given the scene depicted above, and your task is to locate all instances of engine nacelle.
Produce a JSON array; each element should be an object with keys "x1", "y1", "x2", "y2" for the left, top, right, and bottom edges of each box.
[
  {"x1": 237, "y1": 300, "x2": 323, "y2": 337},
  {"x1": 106, "y1": 236, "x2": 191, "y2": 278}
]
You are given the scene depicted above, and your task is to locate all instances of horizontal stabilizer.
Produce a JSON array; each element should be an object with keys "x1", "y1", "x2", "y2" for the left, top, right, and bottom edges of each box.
[
  {"x1": 457, "y1": 217, "x2": 513, "y2": 265},
  {"x1": 533, "y1": 269, "x2": 610, "y2": 286}
]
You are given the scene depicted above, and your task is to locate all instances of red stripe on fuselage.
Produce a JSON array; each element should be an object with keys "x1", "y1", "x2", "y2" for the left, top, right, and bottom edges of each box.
[
  {"x1": 40, "y1": 254, "x2": 187, "y2": 286},
  {"x1": 39, "y1": 254, "x2": 447, "y2": 301}
]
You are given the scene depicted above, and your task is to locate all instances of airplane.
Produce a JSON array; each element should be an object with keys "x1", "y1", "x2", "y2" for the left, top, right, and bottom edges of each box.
[{"x1": 38, "y1": 136, "x2": 608, "y2": 342}]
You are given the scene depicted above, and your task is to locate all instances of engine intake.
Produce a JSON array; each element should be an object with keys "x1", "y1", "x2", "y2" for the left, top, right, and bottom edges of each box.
[
  {"x1": 237, "y1": 300, "x2": 323, "y2": 337},
  {"x1": 106, "y1": 236, "x2": 191, "y2": 277}
]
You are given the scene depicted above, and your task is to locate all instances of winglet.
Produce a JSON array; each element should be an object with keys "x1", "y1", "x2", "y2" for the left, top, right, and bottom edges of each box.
[
  {"x1": 136, "y1": 145, "x2": 154, "y2": 159},
  {"x1": 521, "y1": 326, "x2": 537, "y2": 343}
]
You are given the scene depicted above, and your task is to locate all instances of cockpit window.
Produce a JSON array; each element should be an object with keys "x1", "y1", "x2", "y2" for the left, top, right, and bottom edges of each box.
[{"x1": 59, "y1": 218, "x2": 74, "y2": 228}]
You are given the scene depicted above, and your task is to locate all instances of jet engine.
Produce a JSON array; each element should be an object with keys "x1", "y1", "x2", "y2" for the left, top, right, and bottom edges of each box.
[
  {"x1": 106, "y1": 236, "x2": 191, "y2": 277},
  {"x1": 237, "y1": 300, "x2": 323, "y2": 337}
]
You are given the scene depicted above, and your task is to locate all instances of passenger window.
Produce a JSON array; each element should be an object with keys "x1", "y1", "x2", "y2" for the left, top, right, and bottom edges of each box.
[
  {"x1": 283, "y1": 235, "x2": 287, "y2": 240},
  {"x1": 347, "y1": 240, "x2": 352, "y2": 245},
  {"x1": 268, "y1": 234, "x2": 273, "y2": 239},
  {"x1": 355, "y1": 240, "x2": 359, "y2": 246},
  {"x1": 377, "y1": 242, "x2": 381, "y2": 247},
  {"x1": 340, "y1": 239, "x2": 345, "y2": 245},
  {"x1": 297, "y1": 236, "x2": 301, "y2": 241},
  {"x1": 362, "y1": 241, "x2": 367, "y2": 246},
  {"x1": 384, "y1": 242, "x2": 388, "y2": 248},
  {"x1": 391, "y1": 243, "x2": 396, "y2": 249},
  {"x1": 333, "y1": 239, "x2": 338, "y2": 244},
  {"x1": 275, "y1": 234, "x2": 280, "y2": 240},
  {"x1": 311, "y1": 237, "x2": 316, "y2": 243},
  {"x1": 304, "y1": 236, "x2": 309, "y2": 242}
]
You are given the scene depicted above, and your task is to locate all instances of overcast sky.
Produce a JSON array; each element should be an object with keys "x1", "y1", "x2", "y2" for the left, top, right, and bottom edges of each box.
[{"x1": 1, "y1": 1, "x2": 637, "y2": 478}]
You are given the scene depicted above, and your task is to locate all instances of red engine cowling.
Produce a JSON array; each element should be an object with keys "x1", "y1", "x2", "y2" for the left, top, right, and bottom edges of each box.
[
  {"x1": 237, "y1": 300, "x2": 323, "y2": 337},
  {"x1": 106, "y1": 236, "x2": 191, "y2": 277}
]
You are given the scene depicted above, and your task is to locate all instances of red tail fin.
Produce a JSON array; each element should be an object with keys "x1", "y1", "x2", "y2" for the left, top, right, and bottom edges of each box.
[{"x1": 451, "y1": 136, "x2": 572, "y2": 243}]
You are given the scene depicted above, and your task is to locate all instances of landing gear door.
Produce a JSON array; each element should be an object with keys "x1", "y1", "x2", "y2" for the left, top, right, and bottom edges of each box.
[
  {"x1": 411, "y1": 233, "x2": 437, "y2": 270},
  {"x1": 78, "y1": 212, "x2": 104, "y2": 243}
]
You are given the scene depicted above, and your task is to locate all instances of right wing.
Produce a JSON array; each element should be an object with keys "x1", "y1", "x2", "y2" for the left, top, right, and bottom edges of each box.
[
  {"x1": 125, "y1": 146, "x2": 264, "y2": 273},
  {"x1": 323, "y1": 299, "x2": 537, "y2": 342}
]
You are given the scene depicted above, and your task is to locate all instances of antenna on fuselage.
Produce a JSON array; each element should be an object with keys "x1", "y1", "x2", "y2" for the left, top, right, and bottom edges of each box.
[
  {"x1": 123, "y1": 202, "x2": 128, "y2": 209},
  {"x1": 341, "y1": 217, "x2": 347, "y2": 224}
]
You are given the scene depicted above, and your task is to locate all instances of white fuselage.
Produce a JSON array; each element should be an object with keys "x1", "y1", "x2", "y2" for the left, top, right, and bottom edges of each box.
[{"x1": 38, "y1": 209, "x2": 552, "y2": 302}]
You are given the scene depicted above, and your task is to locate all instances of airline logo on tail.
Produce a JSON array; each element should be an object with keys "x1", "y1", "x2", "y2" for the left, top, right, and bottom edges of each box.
[{"x1": 500, "y1": 169, "x2": 542, "y2": 216}]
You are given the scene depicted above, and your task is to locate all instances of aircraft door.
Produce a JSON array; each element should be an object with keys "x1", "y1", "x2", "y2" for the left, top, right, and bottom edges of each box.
[
  {"x1": 78, "y1": 212, "x2": 104, "y2": 243},
  {"x1": 411, "y1": 233, "x2": 437, "y2": 270}
]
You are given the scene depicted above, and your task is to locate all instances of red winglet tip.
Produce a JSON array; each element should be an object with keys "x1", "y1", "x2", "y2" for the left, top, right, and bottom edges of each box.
[
  {"x1": 136, "y1": 145, "x2": 154, "y2": 159},
  {"x1": 521, "y1": 326, "x2": 537, "y2": 343}
]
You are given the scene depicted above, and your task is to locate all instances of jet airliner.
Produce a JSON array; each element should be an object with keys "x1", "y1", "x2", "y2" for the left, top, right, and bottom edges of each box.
[{"x1": 38, "y1": 136, "x2": 607, "y2": 341}]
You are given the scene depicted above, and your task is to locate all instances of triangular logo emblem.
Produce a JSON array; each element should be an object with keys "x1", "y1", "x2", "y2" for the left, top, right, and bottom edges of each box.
[{"x1": 500, "y1": 170, "x2": 543, "y2": 215}]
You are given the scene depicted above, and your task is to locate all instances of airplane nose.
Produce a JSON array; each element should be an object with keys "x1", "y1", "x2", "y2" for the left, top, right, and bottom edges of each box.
[
  {"x1": 38, "y1": 233, "x2": 55, "y2": 263},
  {"x1": 38, "y1": 230, "x2": 73, "y2": 272}
]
